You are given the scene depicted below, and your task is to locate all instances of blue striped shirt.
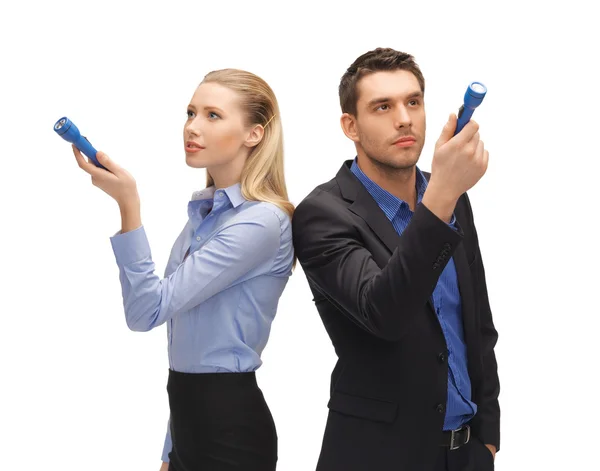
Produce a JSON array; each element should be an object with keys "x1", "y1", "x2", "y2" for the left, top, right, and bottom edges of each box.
[
  {"x1": 109, "y1": 183, "x2": 294, "y2": 462},
  {"x1": 350, "y1": 159, "x2": 477, "y2": 431}
]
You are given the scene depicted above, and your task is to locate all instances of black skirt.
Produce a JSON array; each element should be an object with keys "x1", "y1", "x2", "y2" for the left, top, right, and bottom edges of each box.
[{"x1": 167, "y1": 369, "x2": 277, "y2": 471}]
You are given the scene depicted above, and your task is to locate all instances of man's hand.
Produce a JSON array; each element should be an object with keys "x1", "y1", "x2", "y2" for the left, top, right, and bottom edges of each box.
[
  {"x1": 422, "y1": 113, "x2": 489, "y2": 222},
  {"x1": 485, "y1": 444, "x2": 497, "y2": 460}
]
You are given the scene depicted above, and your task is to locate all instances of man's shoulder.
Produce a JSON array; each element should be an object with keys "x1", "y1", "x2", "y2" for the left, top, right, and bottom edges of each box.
[{"x1": 296, "y1": 174, "x2": 343, "y2": 211}]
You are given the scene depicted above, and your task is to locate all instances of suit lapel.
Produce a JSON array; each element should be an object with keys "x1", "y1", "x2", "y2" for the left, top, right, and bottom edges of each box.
[
  {"x1": 336, "y1": 161, "x2": 436, "y2": 314},
  {"x1": 348, "y1": 185, "x2": 403, "y2": 254},
  {"x1": 336, "y1": 161, "x2": 401, "y2": 254}
]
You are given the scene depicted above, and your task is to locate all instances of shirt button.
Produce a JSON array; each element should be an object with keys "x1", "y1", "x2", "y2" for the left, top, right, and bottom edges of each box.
[
  {"x1": 436, "y1": 403, "x2": 445, "y2": 414},
  {"x1": 196, "y1": 236, "x2": 201, "y2": 241}
]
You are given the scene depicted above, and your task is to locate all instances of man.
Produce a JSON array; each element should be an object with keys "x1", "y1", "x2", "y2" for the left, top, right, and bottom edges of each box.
[{"x1": 292, "y1": 48, "x2": 500, "y2": 470}]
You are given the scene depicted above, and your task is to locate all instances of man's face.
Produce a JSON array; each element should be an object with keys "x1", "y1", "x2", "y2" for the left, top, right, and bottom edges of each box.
[{"x1": 348, "y1": 70, "x2": 426, "y2": 171}]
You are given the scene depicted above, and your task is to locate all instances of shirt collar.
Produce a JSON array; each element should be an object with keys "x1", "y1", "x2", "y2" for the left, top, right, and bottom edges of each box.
[
  {"x1": 350, "y1": 157, "x2": 428, "y2": 220},
  {"x1": 190, "y1": 182, "x2": 245, "y2": 208}
]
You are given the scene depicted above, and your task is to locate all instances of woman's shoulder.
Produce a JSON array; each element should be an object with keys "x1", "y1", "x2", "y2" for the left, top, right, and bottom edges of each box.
[
  {"x1": 240, "y1": 200, "x2": 291, "y2": 229},
  {"x1": 232, "y1": 201, "x2": 293, "y2": 271}
]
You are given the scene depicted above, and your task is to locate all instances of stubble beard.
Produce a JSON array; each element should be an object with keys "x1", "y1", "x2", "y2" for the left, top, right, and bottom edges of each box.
[{"x1": 361, "y1": 140, "x2": 423, "y2": 179}]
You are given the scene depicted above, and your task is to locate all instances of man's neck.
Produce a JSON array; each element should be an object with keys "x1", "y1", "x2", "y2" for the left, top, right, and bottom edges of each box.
[{"x1": 356, "y1": 156, "x2": 418, "y2": 211}]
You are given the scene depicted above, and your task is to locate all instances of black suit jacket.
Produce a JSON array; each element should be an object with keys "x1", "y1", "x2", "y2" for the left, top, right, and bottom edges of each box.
[{"x1": 292, "y1": 161, "x2": 500, "y2": 471}]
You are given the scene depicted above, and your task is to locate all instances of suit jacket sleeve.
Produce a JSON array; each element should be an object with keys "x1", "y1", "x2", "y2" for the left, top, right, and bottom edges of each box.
[
  {"x1": 292, "y1": 189, "x2": 464, "y2": 342},
  {"x1": 463, "y1": 193, "x2": 501, "y2": 451}
]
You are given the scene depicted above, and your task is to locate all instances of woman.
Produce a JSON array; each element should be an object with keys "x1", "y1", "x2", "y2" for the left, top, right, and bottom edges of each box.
[{"x1": 73, "y1": 69, "x2": 294, "y2": 470}]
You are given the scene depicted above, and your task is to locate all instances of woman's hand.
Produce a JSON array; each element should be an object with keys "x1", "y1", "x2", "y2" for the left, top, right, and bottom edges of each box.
[
  {"x1": 159, "y1": 461, "x2": 169, "y2": 471},
  {"x1": 73, "y1": 145, "x2": 139, "y2": 207}
]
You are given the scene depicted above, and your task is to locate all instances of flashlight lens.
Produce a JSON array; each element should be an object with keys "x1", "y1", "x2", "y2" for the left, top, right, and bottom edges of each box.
[
  {"x1": 470, "y1": 83, "x2": 486, "y2": 93},
  {"x1": 55, "y1": 118, "x2": 66, "y2": 130}
]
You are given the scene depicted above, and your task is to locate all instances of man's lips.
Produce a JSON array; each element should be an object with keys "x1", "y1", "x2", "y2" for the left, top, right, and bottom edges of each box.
[{"x1": 393, "y1": 136, "x2": 416, "y2": 147}]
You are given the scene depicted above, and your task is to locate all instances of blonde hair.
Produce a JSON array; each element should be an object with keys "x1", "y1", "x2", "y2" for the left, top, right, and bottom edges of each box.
[{"x1": 201, "y1": 68, "x2": 296, "y2": 265}]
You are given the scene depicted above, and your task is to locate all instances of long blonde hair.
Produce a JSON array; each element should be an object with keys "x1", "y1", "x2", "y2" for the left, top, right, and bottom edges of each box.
[{"x1": 201, "y1": 69, "x2": 296, "y2": 266}]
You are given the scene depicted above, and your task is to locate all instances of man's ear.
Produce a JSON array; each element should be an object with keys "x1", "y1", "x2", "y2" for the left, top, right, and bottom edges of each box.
[{"x1": 341, "y1": 113, "x2": 360, "y2": 143}]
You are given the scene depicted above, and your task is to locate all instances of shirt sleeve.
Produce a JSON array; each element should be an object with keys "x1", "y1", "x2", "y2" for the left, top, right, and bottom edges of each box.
[
  {"x1": 161, "y1": 417, "x2": 172, "y2": 463},
  {"x1": 109, "y1": 207, "x2": 281, "y2": 332}
]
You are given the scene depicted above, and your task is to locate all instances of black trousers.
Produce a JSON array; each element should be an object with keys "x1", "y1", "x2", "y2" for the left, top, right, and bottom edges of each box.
[
  {"x1": 433, "y1": 435, "x2": 495, "y2": 471},
  {"x1": 167, "y1": 370, "x2": 277, "y2": 471}
]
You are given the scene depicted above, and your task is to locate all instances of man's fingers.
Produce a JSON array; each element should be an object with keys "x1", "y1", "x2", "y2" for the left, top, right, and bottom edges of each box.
[{"x1": 454, "y1": 119, "x2": 480, "y2": 146}]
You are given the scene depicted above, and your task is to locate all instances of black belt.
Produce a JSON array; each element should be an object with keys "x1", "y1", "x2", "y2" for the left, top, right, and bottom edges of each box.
[{"x1": 440, "y1": 424, "x2": 471, "y2": 450}]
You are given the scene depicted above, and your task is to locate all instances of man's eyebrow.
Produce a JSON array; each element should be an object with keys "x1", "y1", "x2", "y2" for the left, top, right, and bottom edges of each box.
[
  {"x1": 406, "y1": 91, "x2": 423, "y2": 99},
  {"x1": 366, "y1": 91, "x2": 423, "y2": 108},
  {"x1": 367, "y1": 97, "x2": 392, "y2": 107}
]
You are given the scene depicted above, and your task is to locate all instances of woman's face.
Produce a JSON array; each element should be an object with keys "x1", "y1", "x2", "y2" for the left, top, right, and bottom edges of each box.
[{"x1": 183, "y1": 82, "x2": 253, "y2": 170}]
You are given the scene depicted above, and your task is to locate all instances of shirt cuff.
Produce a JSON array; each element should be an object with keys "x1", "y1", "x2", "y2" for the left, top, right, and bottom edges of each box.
[
  {"x1": 109, "y1": 225, "x2": 150, "y2": 265},
  {"x1": 161, "y1": 429, "x2": 172, "y2": 463},
  {"x1": 448, "y1": 213, "x2": 458, "y2": 231}
]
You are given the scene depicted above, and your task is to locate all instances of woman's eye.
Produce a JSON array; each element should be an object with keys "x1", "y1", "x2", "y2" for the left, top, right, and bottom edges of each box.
[
  {"x1": 208, "y1": 111, "x2": 220, "y2": 120},
  {"x1": 187, "y1": 110, "x2": 195, "y2": 118}
]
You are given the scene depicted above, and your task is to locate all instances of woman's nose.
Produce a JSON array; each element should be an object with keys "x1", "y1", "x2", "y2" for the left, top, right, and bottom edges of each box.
[{"x1": 186, "y1": 123, "x2": 201, "y2": 137}]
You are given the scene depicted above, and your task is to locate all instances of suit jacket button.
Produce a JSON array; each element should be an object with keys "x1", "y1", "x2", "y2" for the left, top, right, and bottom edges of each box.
[
  {"x1": 436, "y1": 403, "x2": 445, "y2": 414},
  {"x1": 438, "y1": 352, "x2": 447, "y2": 363}
]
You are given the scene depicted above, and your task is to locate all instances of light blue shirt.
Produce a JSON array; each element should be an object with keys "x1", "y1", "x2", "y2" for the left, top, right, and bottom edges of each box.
[{"x1": 109, "y1": 183, "x2": 294, "y2": 463}]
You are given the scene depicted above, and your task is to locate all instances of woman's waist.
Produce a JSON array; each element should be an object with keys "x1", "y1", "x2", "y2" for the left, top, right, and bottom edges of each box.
[
  {"x1": 166, "y1": 368, "x2": 262, "y2": 401},
  {"x1": 168, "y1": 341, "x2": 264, "y2": 374}
]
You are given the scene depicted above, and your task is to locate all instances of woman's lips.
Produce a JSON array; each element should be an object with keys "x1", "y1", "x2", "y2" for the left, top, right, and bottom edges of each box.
[{"x1": 185, "y1": 141, "x2": 205, "y2": 153}]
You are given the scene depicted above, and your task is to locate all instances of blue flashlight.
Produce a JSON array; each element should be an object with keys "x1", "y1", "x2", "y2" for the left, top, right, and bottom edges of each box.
[
  {"x1": 454, "y1": 82, "x2": 487, "y2": 136},
  {"x1": 54, "y1": 117, "x2": 106, "y2": 170}
]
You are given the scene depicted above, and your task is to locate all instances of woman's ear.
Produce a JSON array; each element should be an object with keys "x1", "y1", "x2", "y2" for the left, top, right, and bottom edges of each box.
[{"x1": 244, "y1": 124, "x2": 265, "y2": 148}]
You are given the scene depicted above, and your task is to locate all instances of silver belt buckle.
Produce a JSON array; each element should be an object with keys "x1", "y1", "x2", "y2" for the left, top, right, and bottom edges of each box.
[{"x1": 449, "y1": 424, "x2": 470, "y2": 451}]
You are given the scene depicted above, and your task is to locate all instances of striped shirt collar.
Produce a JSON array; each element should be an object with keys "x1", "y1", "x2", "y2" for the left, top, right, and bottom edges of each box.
[{"x1": 350, "y1": 157, "x2": 428, "y2": 221}]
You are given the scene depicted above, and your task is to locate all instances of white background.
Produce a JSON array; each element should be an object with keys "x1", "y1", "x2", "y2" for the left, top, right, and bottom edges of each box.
[{"x1": 1, "y1": 1, "x2": 598, "y2": 469}]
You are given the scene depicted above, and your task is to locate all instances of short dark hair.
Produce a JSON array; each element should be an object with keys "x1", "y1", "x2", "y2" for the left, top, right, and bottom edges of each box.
[{"x1": 339, "y1": 48, "x2": 425, "y2": 116}]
